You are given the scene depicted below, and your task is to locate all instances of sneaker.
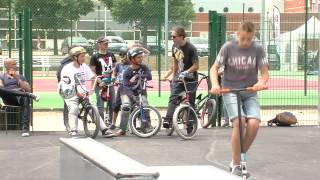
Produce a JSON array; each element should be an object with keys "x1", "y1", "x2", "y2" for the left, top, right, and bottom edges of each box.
[
  {"x1": 70, "y1": 131, "x2": 77, "y2": 136},
  {"x1": 102, "y1": 128, "x2": 113, "y2": 136},
  {"x1": 104, "y1": 129, "x2": 125, "y2": 138},
  {"x1": 222, "y1": 119, "x2": 230, "y2": 127},
  {"x1": 231, "y1": 165, "x2": 242, "y2": 176},
  {"x1": 187, "y1": 127, "x2": 193, "y2": 135},
  {"x1": 109, "y1": 124, "x2": 116, "y2": 130},
  {"x1": 21, "y1": 129, "x2": 30, "y2": 137},
  {"x1": 162, "y1": 118, "x2": 172, "y2": 128},
  {"x1": 142, "y1": 126, "x2": 154, "y2": 134}
]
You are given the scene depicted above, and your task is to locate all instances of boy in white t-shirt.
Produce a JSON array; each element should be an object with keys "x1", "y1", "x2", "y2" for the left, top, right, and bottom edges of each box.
[{"x1": 60, "y1": 46, "x2": 109, "y2": 136}]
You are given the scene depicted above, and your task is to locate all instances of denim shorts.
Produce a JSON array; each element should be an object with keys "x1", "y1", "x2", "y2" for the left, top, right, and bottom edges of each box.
[{"x1": 222, "y1": 92, "x2": 261, "y2": 121}]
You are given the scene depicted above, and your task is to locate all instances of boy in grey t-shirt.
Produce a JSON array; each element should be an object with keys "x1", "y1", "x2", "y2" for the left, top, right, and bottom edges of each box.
[{"x1": 210, "y1": 22, "x2": 269, "y2": 176}]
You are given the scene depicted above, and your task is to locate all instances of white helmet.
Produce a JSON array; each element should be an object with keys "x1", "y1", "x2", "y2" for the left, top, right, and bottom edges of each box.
[{"x1": 58, "y1": 76, "x2": 76, "y2": 99}]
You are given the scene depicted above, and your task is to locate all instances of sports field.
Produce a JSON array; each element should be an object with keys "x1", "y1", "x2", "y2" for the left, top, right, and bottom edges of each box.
[{"x1": 32, "y1": 70, "x2": 319, "y2": 109}]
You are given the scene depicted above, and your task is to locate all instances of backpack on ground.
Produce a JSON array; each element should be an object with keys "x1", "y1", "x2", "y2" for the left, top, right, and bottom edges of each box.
[{"x1": 267, "y1": 112, "x2": 298, "y2": 126}]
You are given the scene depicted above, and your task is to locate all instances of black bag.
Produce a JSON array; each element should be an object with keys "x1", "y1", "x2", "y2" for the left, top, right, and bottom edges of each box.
[{"x1": 268, "y1": 112, "x2": 297, "y2": 126}]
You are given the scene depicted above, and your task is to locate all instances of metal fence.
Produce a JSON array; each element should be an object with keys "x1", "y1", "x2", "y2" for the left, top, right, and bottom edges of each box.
[
  {"x1": 0, "y1": 0, "x2": 319, "y2": 124},
  {"x1": 209, "y1": 8, "x2": 319, "y2": 124}
]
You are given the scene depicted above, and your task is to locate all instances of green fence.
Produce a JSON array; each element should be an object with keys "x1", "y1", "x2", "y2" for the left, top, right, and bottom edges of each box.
[
  {"x1": 1, "y1": 1, "x2": 319, "y2": 124},
  {"x1": 209, "y1": 8, "x2": 319, "y2": 124}
]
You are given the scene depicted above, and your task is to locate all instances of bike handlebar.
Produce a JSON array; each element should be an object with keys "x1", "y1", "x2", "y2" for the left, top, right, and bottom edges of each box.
[{"x1": 219, "y1": 86, "x2": 268, "y2": 93}]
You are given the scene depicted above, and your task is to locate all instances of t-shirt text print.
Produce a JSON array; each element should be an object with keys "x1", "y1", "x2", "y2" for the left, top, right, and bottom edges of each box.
[{"x1": 215, "y1": 41, "x2": 268, "y2": 88}]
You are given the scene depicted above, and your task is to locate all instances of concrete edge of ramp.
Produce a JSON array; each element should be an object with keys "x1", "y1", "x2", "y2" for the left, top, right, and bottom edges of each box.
[
  {"x1": 151, "y1": 166, "x2": 241, "y2": 180},
  {"x1": 60, "y1": 137, "x2": 240, "y2": 180},
  {"x1": 60, "y1": 137, "x2": 159, "y2": 179}
]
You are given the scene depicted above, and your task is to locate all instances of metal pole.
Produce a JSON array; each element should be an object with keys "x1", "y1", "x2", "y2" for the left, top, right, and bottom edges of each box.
[
  {"x1": 289, "y1": 31, "x2": 292, "y2": 71},
  {"x1": 75, "y1": 21, "x2": 78, "y2": 37},
  {"x1": 260, "y1": 0, "x2": 265, "y2": 49},
  {"x1": 304, "y1": 0, "x2": 308, "y2": 96},
  {"x1": 8, "y1": 0, "x2": 12, "y2": 58},
  {"x1": 18, "y1": 12, "x2": 23, "y2": 74},
  {"x1": 70, "y1": 20, "x2": 73, "y2": 45},
  {"x1": 24, "y1": 8, "x2": 31, "y2": 80},
  {"x1": 104, "y1": 6, "x2": 107, "y2": 37},
  {"x1": 164, "y1": 0, "x2": 168, "y2": 72},
  {"x1": 98, "y1": 6, "x2": 101, "y2": 35},
  {"x1": 318, "y1": 39, "x2": 320, "y2": 126},
  {"x1": 157, "y1": 0, "x2": 162, "y2": 97},
  {"x1": 94, "y1": 18, "x2": 97, "y2": 38},
  {"x1": 14, "y1": 15, "x2": 16, "y2": 48},
  {"x1": 242, "y1": 3, "x2": 245, "y2": 22},
  {"x1": 133, "y1": 21, "x2": 136, "y2": 41}
]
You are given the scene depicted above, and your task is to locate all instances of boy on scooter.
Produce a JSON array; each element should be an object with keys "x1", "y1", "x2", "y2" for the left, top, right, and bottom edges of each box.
[{"x1": 210, "y1": 21, "x2": 269, "y2": 176}]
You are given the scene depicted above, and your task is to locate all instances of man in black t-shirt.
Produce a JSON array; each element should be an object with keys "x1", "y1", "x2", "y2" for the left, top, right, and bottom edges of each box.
[
  {"x1": 163, "y1": 26, "x2": 199, "y2": 132},
  {"x1": 89, "y1": 37, "x2": 117, "y2": 127}
]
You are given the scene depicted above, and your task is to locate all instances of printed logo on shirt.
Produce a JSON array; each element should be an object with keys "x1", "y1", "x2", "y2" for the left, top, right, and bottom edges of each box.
[
  {"x1": 99, "y1": 56, "x2": 113, "y2": 74},
  {"x1": 173, "y1": 47, "x2": 185, "y2": 73},
  {"x1": 117, "y1": 64, "x2": 129, "y2": 82}
]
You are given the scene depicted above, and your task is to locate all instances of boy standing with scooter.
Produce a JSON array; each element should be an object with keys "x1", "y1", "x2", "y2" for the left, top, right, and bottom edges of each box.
[{"x1": 210, "y1": 21, "x2": 269, "y2": 178}]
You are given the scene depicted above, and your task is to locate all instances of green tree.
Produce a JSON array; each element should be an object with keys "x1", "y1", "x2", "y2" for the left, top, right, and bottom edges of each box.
[
  {"x1": 101, "y1": 0, "x2": 194, "y2": 46},
  {"x1": 13, "y1": 0, "x2": 94, "y2": 54}
]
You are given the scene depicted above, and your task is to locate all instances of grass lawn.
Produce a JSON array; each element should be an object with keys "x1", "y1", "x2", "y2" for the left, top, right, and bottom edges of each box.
[{"x1": 34, "y1": 90, "x2": 318, "y2": 109}]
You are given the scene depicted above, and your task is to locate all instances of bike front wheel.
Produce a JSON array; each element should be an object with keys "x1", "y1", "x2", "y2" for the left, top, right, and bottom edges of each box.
[
  {"x1": 129, "y1": 106, "x2": 162, "y2": 138},
  {"x1": 83, "y1": 105, "x2": 100, "y2": 139},
  {"x1": 200, "y1": 98, "x2": 217, "y2": 128},
  {"x1": 173, "y1": 104, "x2": 198, "y2": 140}
]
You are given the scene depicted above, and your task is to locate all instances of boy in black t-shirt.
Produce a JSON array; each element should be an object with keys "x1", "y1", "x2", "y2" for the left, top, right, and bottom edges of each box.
[
  {"x1": 89, "y1": 36, "x2": 117, "y2": 128},
  {"x1": 162, "y1": 26, "x2": 199, "y2": 133}
]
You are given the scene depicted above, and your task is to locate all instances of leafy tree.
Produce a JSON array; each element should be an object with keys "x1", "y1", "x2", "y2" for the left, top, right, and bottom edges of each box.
[
  {"x1": 101, "y1": 0, "x2": 195, "y2": 46},
  {"x1": 13, "y1": 0, "x2": 94, "y2": 54}
]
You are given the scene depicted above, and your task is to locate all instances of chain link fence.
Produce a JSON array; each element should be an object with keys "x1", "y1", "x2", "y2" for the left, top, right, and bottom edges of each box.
[{"x1": 0, "y1": 0, "x2": 319, "y2": 125}]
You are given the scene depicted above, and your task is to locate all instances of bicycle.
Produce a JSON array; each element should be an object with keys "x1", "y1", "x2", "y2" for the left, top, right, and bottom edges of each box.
[
  {"x1": 195, "y1": 73, "x2": 217, "y2": 128},
  {"x1": 219, "y1": 86, "x2": 267, "y2": 179},
  {"x1": 163, "y1": 75, "x2": 199, "y2": 140},
  {"x1": 62, "y1": 75, "x2": 101, "y2": 139},
  {"x1": 128, "y1": 75, "x2": 162, "y2": 138},
  {"x1": 93, "y1": 74, "x2": 115, "y2": 127}
]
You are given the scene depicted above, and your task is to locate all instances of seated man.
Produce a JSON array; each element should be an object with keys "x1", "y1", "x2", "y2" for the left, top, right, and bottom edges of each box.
[{"x1": 0, "y1": 58, "x2": 32, "y2": 137}]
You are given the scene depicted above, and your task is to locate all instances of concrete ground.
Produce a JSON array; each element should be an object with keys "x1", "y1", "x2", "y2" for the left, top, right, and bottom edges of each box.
[{"x1": 0, "y1": 126, "x2": 319, "y2": 180}]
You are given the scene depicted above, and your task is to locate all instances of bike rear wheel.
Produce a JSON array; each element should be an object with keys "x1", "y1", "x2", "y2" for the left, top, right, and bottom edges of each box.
[
  {"x1": 83, "y1": 105, "x2": 100, "y2": 139},
  {"x1": 173, "y1": 104, "x2": 198, "y2": 140},
  {"x1": 201, "y1": 98, "x2": 217, "y2": 128},
  {"x1": 129, "y1": 106, "x2": 162, "y2": 138}
]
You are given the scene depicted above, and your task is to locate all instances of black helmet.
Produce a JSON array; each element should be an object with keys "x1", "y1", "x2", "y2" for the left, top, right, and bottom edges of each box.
[
  {"x1": 119, "y1": 47, "x2": 129, "y2": 56},
  {"x1": 127, "y1": 48, "x2": 144, "y2": 60}
]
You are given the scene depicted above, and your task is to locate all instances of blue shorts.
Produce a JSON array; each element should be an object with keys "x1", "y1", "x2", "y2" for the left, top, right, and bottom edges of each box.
[{"x1": 222, "y1": 92, "x2": 261, "y2": 122}]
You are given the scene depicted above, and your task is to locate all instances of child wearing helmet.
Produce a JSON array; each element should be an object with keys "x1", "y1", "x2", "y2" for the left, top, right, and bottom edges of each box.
[
  {"x1": 107, "y1": 47, "x2": 152, "y2": 137},
  {"x1": 111, "y1": 47, "x2": 131, "y2": 129},
  {"x1": 89, "y1": 36, "x2": 117, "y2": 127},
  {"x1": 59, "y1": 46, "x2": 109, "y2": 136}
]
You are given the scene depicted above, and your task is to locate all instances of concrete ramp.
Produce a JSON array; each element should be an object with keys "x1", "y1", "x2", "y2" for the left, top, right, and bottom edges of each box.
[{"x1": 60, "y1": 137, "x2": 239, "y2": 180}]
